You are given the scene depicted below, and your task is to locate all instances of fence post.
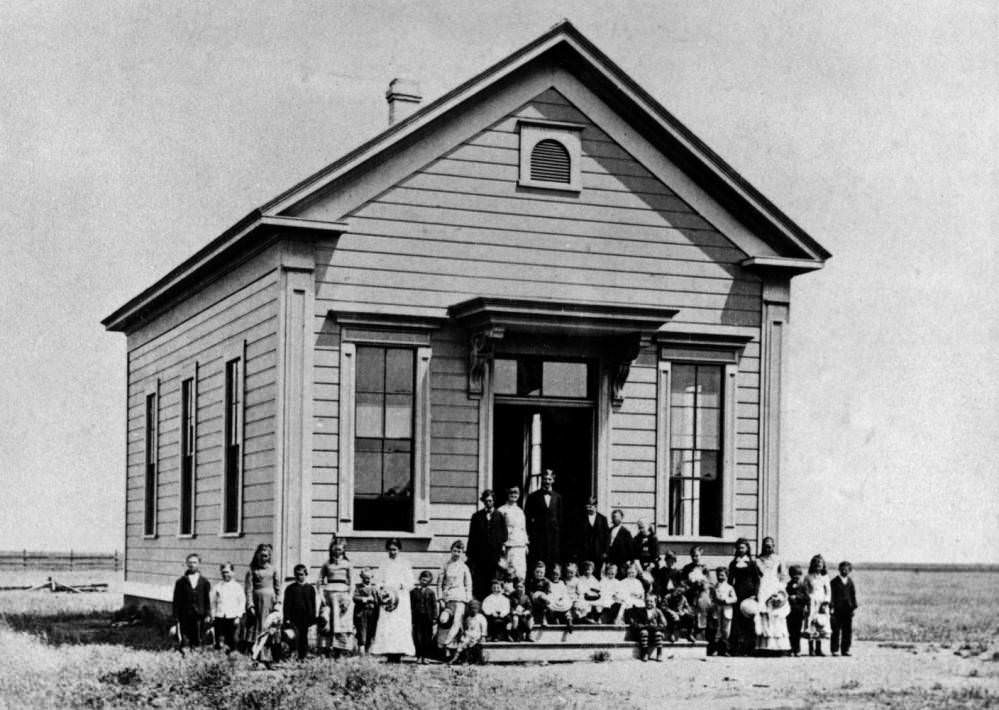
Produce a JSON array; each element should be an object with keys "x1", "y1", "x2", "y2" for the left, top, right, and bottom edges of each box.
[
  {"x1": 114, "y1": 550, "x2": 120, "y2": 572},
  {"x1": 70, "y1": 549, "x2": 74, "y2": 571},
  {"x1": 22, "y1": 549, "x2": 27, "y2": 569}
]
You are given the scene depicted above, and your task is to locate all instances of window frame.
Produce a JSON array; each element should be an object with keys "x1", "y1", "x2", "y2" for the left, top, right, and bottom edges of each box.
[
  {"x1": 177, "y1": 364, "x2": 198, "y2": 538},
  {"x1": 517, "y1": 119, "x2": 583, "y2": 192},
  {"x1": 338, "y1": 333, "x2": 432, "y2": 538},
  {"x1": 655, "y1": 349, "x2": 739, "y2": 541},
  {"x1": 142, "y1": 381, "x2": 159, "y2": 539},
  {"x1": 220, "y1": 342, "x2": 245, "y2": 537}
]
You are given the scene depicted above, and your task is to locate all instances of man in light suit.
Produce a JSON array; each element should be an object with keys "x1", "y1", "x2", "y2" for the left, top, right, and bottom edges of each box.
[{"x1": 524, "y1": 469, "x2": 564, "y2": 578}]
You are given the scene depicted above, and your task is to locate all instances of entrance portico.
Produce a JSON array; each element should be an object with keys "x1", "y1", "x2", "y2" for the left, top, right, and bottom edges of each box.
[{"x1": 448, "y1": 297, "x2": 677, "y2": 511}]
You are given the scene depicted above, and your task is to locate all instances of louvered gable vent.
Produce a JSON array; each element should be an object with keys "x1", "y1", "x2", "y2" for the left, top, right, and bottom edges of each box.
[{"x1": 530, "y1": 139, "x2": 571, "y2": 183}]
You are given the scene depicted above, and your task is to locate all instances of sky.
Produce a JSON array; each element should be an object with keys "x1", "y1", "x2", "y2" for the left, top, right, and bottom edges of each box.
[{"x1": 0, "y1": 1, "x2": 996, "y2": 564}]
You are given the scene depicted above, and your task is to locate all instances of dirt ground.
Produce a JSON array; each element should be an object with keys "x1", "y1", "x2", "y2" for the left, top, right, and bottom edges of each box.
[{"x1": 479, "y1": 642, "x2": 999, "y2": 709}]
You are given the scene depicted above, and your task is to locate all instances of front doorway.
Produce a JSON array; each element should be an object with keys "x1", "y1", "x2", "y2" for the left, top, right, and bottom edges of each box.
[{"x1": 490, "y1": 356, "x2": 595, "y2": 516}]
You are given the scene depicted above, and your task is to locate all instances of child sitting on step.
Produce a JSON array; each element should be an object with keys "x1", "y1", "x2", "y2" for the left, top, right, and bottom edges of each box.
[
  {"x1": 630, "y1": 594, "x2": 669, "y2": 662},
  {"x1": 526, "y1": 562, "x2": 552, "y2": 625},
  {"x1": 482, "y1": 578, "x2": 512, "y2": 641},
  {"x1": 545, "y1": 564, "x2": 574, "y2": 629},
  {"x1": 508, "y1": 578, "x2": 534, "y2": 641},
  {"x1": 449, "y1": 600, "x2": 488, "y2": 665}
]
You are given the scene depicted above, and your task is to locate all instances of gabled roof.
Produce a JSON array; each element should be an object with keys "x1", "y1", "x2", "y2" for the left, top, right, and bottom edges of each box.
[{"x1": 104, "y1": 20, "x2": 829, "y2": 333}]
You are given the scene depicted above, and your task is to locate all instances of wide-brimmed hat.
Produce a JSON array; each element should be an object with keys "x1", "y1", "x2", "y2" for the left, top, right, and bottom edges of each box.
[
  {"x1": 378, "y1": 588, "x2": 398, "y2": 612},
  {"x1": 437, "y1": 608, "x2": 453, "y2": 628},
  {"x1": 739, "y1": 598, "x2": 760, "y2": 618}
]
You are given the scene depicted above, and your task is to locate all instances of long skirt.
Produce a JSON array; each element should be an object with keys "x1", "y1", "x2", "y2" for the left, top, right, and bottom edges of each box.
[
  {"x1": 370, "y1": 595, "x2": 415, "y2": 657},
  {"x1": 249, "y1": 588, "x2": 277, "y2": 636},
  {"x1": 436, "y1": 601, "x2": 466, "y2": 650}
]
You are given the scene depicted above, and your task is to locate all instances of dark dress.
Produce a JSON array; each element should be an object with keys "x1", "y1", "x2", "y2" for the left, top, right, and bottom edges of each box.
[
  {"x1": 410, "y1": 585, "x2": 438, "y2": 659},
  {"x1": 524, "y1": 489, "x2": 564, "y2": 576},
  {"x1": 282, "y1": 582, "x2": 317, "y2": 659},
  {"x1": 606, "y1": 525, "x2": 634, "y2": 577},
  {"x1": 467, "y1": 508, "x2": 508, "y2": 600},
  {"x1": 172, "y1": 573, "x2": 212, "y2": 648},
  {"x1": 728, "y1": 556, "x2": 757, "y2": 654},
  {"x1": 633, "y1": 532, "x2": 660, "y2": 569},
  {"x1": 574, "y1": 512, "x2": 609, "y2": 573}
]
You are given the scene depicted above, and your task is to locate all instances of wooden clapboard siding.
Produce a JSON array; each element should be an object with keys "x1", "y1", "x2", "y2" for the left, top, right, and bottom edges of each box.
[
  {"x1": 307, "y1": 90, "x2": 760, "y2": 331},
  {"x1": 302, "y1": 89, "x2": 765, "y2": 564},
  {"x1": 123, "y1": 260, "x2": 281, "y2": 588}
]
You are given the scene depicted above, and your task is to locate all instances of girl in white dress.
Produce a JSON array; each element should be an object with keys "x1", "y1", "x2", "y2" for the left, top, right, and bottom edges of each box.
[
  {"x1": 497, "y1": 486, "x2": 528, "y2": 581},
  {"x1": 370, "y1": 538, "x2": 415, "y2": 661},
  {"x1": 803, "y1": 554, "x2": 832, "y2": 656}
]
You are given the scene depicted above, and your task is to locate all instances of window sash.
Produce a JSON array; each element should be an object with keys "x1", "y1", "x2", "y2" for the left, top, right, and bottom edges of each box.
[
  {"x1": 353, "y1": 347, "x2": 415, "y2": 532},
  {"x1": 143, "y1": 389, "x2": 158, "y2": 537},
  {"x1": 657, "y1": 359, "x2": 738, "y2": 540},
  {"x1": 339, "y1": 341, "x2": 432, "y2": 536},
  {"x1": 222, "y1": 355, "x2": 243, "y2": 535},
  {"x1": 179, "y1": 376, "x2": 196, "y2": 536}
]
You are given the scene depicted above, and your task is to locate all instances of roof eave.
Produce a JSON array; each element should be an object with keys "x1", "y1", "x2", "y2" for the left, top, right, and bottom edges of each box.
[{"x1": 102, "y1": 215, "x2": 348, "y2": 333}]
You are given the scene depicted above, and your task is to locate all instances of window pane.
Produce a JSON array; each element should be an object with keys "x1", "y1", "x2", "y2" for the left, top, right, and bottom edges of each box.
[
  {"x1": 383, "y1": 448, "x2": 412, "y2": 496},
  {"x1": 385, "y1": 348, "x2": 413, "y2": 393},
  {"x1": 542, "y1": 361, "x2": 589, "y2": 398},
  {"x1": 670, "y1": 364, "x2": 697, "y2": 403},
  {"x1": 356, "y1": 346, "x2": 385, "y2": 393},
  {"x1": 518, "y1": 359, "x2": 542, "y2": 397},
  {"x1": 695, "y1": 408, "x2": 721, "y2": 450},
  {"x1": 356, "y1": 392, "x2": 384, "y2": 438},
  {"x1": 696, "y1": 367, "x2": 722, "y2": 408},
  {"x1": 670, "y1": 404, "x2": 695, "y2": 444},
  {"x1": 354, "y1": 449, "x2": 382, "y2": 497},
  {"x1": 494, "y1": 358, "x2": 517, "y2": 395},
  {"x1": 384, "y1": 394, "x2": 413, "y2": 438}
]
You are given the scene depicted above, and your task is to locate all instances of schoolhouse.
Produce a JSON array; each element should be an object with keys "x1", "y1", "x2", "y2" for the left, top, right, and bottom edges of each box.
[{"x1": 103, "y1": 21, "x2": 829, "y2": 605}]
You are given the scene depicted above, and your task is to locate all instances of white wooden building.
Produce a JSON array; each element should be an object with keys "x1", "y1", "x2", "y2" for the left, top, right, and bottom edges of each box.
[{"x1": 103, "y1": 21, "x2": 829, "y2": 605}]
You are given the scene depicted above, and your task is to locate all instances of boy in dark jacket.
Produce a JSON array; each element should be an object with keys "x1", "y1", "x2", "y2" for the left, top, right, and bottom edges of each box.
[
  {"x1": 282, "y1": 564, "x2": 318, "y2": 660},
  {"x1": 785, "y1": 564, "x2": 808, "y2": 656},
  {"x1": 830, "y1": 561, "x2": 859, "y2": 656},
  {"x1": 172, "y1": 553, "x2": 212, "y2": 651}
]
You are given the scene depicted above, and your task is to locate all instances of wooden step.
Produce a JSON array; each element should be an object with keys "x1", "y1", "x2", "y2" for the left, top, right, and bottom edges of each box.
[
  {"x1": 481, "y1": 640, "x2": 707, "y2": 664},
  {"x1": 481, "y1": 625, "x2": 707, "y2": 664}
]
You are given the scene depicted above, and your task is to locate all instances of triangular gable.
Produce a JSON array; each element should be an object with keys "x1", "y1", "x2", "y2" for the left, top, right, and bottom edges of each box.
[
  {"x1": 104, "y1": 20, "x2": 828, "y2": 333},
  {"x1": 264, "y1": 20, "x2": 830, "y2": 264},
  {"x1": 302, "y1": 88, "x2": 768, "y2": 327}
]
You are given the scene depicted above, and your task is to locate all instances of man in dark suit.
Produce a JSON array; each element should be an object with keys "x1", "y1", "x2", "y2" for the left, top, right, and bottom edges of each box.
[
  {"x1": 574, "y1": 496, "x2": 609, "y2": 576},
  {"x1": 172, "y1": 553, "x2": 212, "y2": 650},
  {"x1": 830, "y1": 560, "x2": 859, "y2": 656},
  {"x1": 524, "y1": 469, "x2": 564, "y2": 577},
  {"x1": 606, "y1": 509, "x2": 634, "y2": 578},
  {"x1": 466, "y1": 488, "x2": 508, "y2": 600}
]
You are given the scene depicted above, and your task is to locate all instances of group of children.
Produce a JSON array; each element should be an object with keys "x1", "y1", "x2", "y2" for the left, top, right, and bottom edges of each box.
[{"x1": 171, "y1": 538, "x2": 859, "y2": 664}]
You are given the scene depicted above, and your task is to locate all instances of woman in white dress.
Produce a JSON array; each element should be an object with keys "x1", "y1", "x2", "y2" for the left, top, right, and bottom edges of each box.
[
  {"x1": 370, "y1": 538, "x2": 415, "y2": 661},
  {"x1": 436, "y1": 539, "x2": 473, "y2": 657},
  {"x1": 497, "y1": 486, "x2": 528, "y2": 581}
]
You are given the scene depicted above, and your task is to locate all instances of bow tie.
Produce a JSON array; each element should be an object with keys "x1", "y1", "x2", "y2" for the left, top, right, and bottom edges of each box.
[{"x1": 185, "y1": 570, "x2": 197, "y2": 576}]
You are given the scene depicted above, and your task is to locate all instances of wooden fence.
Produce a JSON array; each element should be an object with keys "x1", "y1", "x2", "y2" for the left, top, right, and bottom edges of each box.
[{"x1": 0, "y1": 550, "x2": 120, "y2": 571}]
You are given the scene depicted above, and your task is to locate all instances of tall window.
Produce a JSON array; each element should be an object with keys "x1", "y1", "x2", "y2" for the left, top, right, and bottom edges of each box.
[
  {"x1": 143, "y1": 390, "x2": 158, "y2": 537},
  {"x1": 222, "y1": 358, "x2": 242, "y2": 535},
  {"x1": 179, "y1": 376, "x2": 196, "y2": 536},
  {"x1": 669, "y1": 364, "x2": 723, "y2": 537},
  {"x1": 354, "y1": 346, "x2": 414, "y2": 531}
]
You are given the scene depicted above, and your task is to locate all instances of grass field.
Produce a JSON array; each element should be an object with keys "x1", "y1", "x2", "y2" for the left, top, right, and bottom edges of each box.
[{"x1": 1, "y1": 569, "x2": 996, "y2": 709}]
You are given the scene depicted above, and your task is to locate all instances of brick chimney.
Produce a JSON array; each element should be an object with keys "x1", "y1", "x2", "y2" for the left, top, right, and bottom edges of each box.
[{"x1": 386, "y1": 78, "x2": 422, "y2": 126}]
